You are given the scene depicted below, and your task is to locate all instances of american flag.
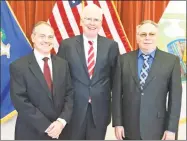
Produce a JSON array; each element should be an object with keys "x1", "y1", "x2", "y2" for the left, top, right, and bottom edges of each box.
[{"x1": 48, "y1": 0, "x2": 132, "y2": 54}]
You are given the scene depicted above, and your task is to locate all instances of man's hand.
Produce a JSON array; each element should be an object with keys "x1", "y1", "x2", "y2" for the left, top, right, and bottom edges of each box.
[
  {"x1": 115, "y1": 126, "x2": 125, "y2": 140},
  {"x1": 45, "y1": 120, "x2": 65, "y2": 139},
  {"x1": 161, "y1": 130, "x2": 175, "y2": 140}
]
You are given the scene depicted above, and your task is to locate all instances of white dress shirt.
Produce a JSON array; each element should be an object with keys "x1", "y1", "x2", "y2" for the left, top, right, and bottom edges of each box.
[
  {"x1": 83, "y1": 34, "x2": 97, "y2": 65},
  {"x1": 34, "y1": 49, "x2": 67, "y2": 127}
]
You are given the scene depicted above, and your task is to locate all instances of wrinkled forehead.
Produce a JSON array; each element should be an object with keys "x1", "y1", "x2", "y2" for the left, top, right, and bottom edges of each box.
[{"x1": 138, "y1": 23, "x2": 158, "y2": 33}]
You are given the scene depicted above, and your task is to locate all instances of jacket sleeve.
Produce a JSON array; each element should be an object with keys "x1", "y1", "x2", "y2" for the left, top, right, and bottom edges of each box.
[
  {"x1": 112, "y1": 56, "x2": 123, "y2": 127},
  {"x1": 167, "y1": 56, "x2": 182, "y2": 132},
  {"x1": 58, "y1": 61, "x2": 74, "y2": 123}
]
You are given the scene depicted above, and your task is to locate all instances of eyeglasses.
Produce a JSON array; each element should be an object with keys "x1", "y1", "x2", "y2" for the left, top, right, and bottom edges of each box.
[
  {"x1": 83, "y1": 17, "x2": 101, "y2": 23},
  {"x1": 138, "y1": 32, "x2": 156, "y2": 38}
]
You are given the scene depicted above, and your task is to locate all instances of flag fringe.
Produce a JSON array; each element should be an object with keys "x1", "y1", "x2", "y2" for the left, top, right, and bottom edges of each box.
[
  {"x1": 0, "y1": 110, "x2": 17, "y2": 124},
  {"x1": 179, "y1": 117, "x2": 186, "y2": 125},
  {"x1": 111, "y1": 1, "x2": 133, "y2": 51}
]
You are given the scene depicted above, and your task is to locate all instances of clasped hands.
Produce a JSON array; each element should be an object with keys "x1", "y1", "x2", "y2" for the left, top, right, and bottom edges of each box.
[{"x1": 45, "y1": 120, "x2": 64, "y2": 139}]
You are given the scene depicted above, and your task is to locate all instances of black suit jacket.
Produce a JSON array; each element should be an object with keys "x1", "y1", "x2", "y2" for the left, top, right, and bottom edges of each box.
[
  {"x1": 112, "y1": 48, "x2": 182, "y2": 139},
  {"x1": 10, "y1": 52, "x2": 74, "y2": 140},
  {"x1": 57, "y1": 35, "x2": 119, "y2": 131}
]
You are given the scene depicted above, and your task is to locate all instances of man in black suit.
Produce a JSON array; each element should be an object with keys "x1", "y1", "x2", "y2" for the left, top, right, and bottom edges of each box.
[
  {"x1": 112, "y1": 20, "x2": 182, "y2": 140},
  {"x1": 57, "y1": 4, "x2": 119, "y2": 140},
  {"x1": 10, "y1": 21, "x2": 74, "y2": 140}
]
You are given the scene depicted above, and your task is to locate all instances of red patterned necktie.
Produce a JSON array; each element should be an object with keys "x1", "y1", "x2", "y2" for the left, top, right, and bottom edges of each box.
[
  {"x1": 43, "y1": 57, "x2": 52, "y2": 92},
  {"x1": 87, "y1": 41, "x2": 95, "y2": 79}
]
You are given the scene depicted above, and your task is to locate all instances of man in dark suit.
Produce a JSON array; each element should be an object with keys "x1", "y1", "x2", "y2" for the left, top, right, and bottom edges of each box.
[
  {"x1": 10, "y1": 21, "x2": 74, "y2": 140},
  {"x1": 112, "y1": 20, "x2": 182, "y2": 140},
  {"x1": 57, "y1": 4, "x2": 119, "y2": 140}
]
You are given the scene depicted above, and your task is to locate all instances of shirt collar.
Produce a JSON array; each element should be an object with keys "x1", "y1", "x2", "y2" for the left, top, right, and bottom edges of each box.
[
  {"x1": 34, "y1": 49, "x2": 51, "y2": 61},
  {"x1": 138, "y1": 49, "x2": 156, "y2": 58},
  {"x1": 83, "y1": 34, "x2": 98, "y2": 45}
]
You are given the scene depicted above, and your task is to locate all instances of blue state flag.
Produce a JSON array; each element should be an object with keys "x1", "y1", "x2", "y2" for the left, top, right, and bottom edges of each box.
[{"x1": 1, "y1": 1, "x2": 32, "y2": 123}]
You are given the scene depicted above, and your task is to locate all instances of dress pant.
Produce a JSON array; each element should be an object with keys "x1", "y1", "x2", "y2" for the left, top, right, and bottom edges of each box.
[{"x1": 60, "y1": 103, "x2": 107, "y2": 140}]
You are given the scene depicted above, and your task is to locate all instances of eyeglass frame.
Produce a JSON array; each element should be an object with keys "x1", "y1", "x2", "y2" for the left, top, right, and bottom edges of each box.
[
  {"x1": 83, "y1": 17, "x2": 102, "y2": 23},
  {"x1": 137, "y1": 32, "x2": 157, "y2": 38}
]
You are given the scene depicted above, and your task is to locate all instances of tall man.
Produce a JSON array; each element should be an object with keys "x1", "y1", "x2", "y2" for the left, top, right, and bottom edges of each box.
[
  {"x1": 112, "y1": 20, "x2": 182, "y2": 140},
  {"x1": 57, "y1": 4, "x2": 119, "y2": 140},
  {"x1": 10, "y1": 21, "x2": 74, "y2": 140}
]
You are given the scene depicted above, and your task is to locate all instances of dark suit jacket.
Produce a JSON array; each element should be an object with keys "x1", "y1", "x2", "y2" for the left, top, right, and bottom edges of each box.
[
  {"x1": 112, "y1": 48, "x2": 182, "y2": 140},
  {"x1": 57, "y1": 35, "x2": 119, "y2": 132},
  {"x1": 10, "y1": 52, "x2": 74, "y2": 140}
]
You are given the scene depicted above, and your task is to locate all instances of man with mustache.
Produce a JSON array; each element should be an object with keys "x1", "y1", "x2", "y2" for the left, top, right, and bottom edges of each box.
[
  {"x1": 57, "y1": 4, "x2": 119, "y2": 140},
  {"x1": 10, "y1": 21, "x2": 74, "y2": 140},
  {"x1": 112, "y1": 20, "x2": 182, "y2": 140}
]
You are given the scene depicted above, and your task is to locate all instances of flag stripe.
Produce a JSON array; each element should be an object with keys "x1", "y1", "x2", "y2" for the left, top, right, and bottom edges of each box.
[
  {"x1": 48, "y1": 0, "x2": 132, "y2": 54},
  {"x1": 98, "y1": 1, "x2": 126, "y2": 54},
  {"x1": 93, "y1": 0, "x2": 113, "y2": 39},
  {"x1": 57, "y1": 1, "x2": 75, "y2": 37},
  {"x1": 111, "y1": 1, "x2": 132, "y2": 51},
  {"x1": 47, "y1": 20, "x2": 60, "y2": 52},
  {"x1": 53, "y1": 4, "x2": 68, "y2": 39},
  {"x1": 62, "y1": 1, "x2": 80, "y2": 36},
  {"x1": 70, "y1": 1, "x2": 83, "y2": 33},
  {"x1": 48, "y1": 14, "x2": 62, "y2": 44},
  {"x1": 107, "y1": 1, "x2": 131, "y2": 52}
]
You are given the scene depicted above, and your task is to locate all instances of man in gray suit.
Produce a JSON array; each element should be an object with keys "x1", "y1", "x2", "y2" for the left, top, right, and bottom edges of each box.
[
  {"x1": 57, "y1": 4, "x2": 119, "y2": 140},
  {"x1": 10, "y1": 21, "x2": 74, "y2": 139},
  {"x1": 112, "y1": 20, "x2": 182, "y2": 140}
]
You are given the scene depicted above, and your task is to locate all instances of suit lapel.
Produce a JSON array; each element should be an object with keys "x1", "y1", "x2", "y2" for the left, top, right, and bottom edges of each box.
[
  {"x1": 75, "y1": 35, "x2": 90, "y2": 79},
  {"x1": 51, "y1": 55, "x2": 58, "y2": 97},
  {"x1": 144, "y1": 48, "x2": 162, "y2": 89},
  {"x1": 129, "y1": 50, "x2": 141, "y2": 91},
  {"x1": 28, "y1": 52, "x2": 52, "y2": 100}
]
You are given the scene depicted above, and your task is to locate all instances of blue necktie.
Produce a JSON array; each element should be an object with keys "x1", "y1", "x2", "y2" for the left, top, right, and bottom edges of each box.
[{"x1": 140, "y1": 54, "x2": 150, "y2": 90}]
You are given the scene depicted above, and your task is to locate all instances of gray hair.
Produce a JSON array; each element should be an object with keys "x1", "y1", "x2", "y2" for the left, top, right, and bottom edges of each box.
[{"x1": 136, "y1": 20, "x2": 158, "y2": 34}]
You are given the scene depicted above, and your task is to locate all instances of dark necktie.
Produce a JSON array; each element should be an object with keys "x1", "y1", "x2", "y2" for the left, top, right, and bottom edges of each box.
[
  {"x1": 140, "y1": 54, "x2": 150, "y2": 90},
  {"x1": 43, "y1": 57, "x2": 52, "y2": 92}
]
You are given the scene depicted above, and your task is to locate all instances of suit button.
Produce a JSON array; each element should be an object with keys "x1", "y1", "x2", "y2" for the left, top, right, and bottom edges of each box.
[{"x1": 141, "y1": 93, "x2": 144, "y2": 96}]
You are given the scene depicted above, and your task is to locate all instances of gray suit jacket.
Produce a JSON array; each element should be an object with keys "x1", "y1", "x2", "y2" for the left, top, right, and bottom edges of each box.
[
  {"x1": 10, "y1": 52, "x2": 74, "y2": 140},
  {"x1": 57, "y1": 35, "x2": 119, "y2": 131},
  {"x1": 112, "y1": 48, "x2": 182, "y2": 140}
]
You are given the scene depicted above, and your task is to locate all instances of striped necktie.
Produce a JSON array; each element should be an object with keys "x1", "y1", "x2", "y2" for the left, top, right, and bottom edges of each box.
[{"x1": 87, "y1": 41, "x2": 95, "y2": 79}]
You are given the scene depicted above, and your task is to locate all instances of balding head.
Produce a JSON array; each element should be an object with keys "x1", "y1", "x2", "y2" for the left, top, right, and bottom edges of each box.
[
  {"x1": 81, "y1": 4, "x2": 103, "y2": 20},
  {"x1": 80, "y1": 4, "x2": 103, "y2": 39}
]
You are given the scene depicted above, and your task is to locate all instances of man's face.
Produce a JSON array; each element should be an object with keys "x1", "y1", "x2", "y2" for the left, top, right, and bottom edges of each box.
[
  {"x1": 31, "y1": 24, "x2": 54, "y2": 55},
  {"x1": 136, "y1": 23, "x2": 158, "y2": 53},
  {"x1": 80, "y1": 9, "x2": 102, "y2": 39}
]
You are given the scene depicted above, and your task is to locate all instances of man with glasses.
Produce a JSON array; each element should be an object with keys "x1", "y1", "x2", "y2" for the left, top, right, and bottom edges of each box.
[
  {"x1": 10, "y1": 21, "x2": 74, "y2": 140},
  {"x1": 57, "y1": 4, "x2": 119, "y2": 140},
  {"x1": 112, "y1": 20, "x2": 182, "y2": 140}
]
